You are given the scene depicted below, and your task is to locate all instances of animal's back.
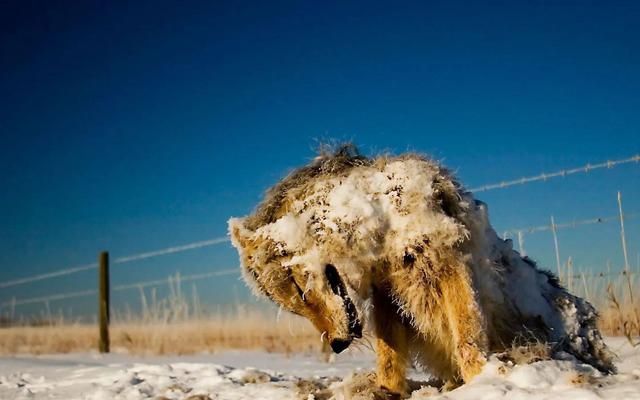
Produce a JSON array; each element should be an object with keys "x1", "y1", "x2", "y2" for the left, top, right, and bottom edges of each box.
[{"x1": 459, "y1": 198, "x2": 616, "y2": 373}]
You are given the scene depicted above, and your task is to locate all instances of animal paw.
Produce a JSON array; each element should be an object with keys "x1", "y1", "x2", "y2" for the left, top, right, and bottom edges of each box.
[
  {"x1": 373, "y1": 386, "x2": 407, "y2": 400},
  {"x1": 460, "y1": 356, "x2": 485, "y2": 383}
]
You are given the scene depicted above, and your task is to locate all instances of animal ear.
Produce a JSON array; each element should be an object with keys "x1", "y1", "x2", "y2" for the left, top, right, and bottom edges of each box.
[
  {"x1": 228, "y1": 217, "x2": 261, "y2": 270},
  {"x1": 228, "y1": 217, "x2": 254, "y2": 250},
  {"x1": 228, "y1": 217, "x2": 267, "y2": 296}
]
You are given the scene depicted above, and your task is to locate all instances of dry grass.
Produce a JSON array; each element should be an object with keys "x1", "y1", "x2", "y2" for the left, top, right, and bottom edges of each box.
[
  {"x1": 566, "y1": 265, "x2": 640, "y2": 340},
  {"x1": 604, "y1": 282, "x2": 640, "y2": 344},
  {"x1": 497, "y1": 340, "x2": 551, "y2": 365},
  {"x1": 0, "y1": 324, "x2": 96, "y2": 355},
  {"x1": 2, "y1": 264, "x2": 639, "y2": 356},
  {"x1": 0, "y1": 280, "x2": 326, "y2": 356},
  {"x1": 0, "y1": 310, "x2": 323, "y2": 356}
]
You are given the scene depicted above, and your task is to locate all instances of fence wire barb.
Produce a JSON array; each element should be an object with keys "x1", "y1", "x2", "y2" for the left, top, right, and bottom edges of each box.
[
  {"x1": 470, "y1": 154, "x2": 640, "y2": 193},
  {"x1": 0, "y1": 236, "x2": 230, "y2": 289},
  {"x1": 1, "y1": 268, "x2": 239, "y2": 307}
]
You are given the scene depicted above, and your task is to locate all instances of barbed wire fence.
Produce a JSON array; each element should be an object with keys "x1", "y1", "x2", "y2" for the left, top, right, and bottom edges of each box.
[
  {"x1": 0, "y1": 237, "x2": 231, "y2": 289},
  {"x1": 468, "y1": 154, "x2": 640, "y2": 193},
  {"x1": 0, "y1": 153, "x2": 638, "y2": 336}
]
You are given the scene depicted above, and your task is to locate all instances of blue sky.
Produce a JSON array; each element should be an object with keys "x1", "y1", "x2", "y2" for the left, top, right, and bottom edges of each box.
[{"x1": 1, "y1": 1, "x2": 639, "y2": 319}]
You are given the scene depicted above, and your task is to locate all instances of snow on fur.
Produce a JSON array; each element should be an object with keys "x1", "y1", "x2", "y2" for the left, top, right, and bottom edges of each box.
[{"x1": 229, "y1": 144, "x2": 615, "y2": 390}]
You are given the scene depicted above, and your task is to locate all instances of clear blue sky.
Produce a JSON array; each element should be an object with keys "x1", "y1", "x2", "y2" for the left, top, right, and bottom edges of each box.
[{"x1": 1, "y1": 1, "x2": 639, "y2": 319}]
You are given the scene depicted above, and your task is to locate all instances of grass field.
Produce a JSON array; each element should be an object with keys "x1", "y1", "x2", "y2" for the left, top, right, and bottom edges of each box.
[{"x1": 1, "y1": 266, "x2": 638, "y2": 356}]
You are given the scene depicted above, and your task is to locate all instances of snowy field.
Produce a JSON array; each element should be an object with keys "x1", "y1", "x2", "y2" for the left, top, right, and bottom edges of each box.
[{"x1": 1, "y1": 337, "x2": 639, "y2": 400}]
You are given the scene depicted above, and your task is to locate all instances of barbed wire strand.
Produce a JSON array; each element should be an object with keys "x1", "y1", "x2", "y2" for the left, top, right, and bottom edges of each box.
[
  {"x1": 0, "y1": 263, "x2": 98, "y2": 289},
  {"x1": 469, "y1": 154, "x2": 640, "y2": 193},
  {"x1": 113, "y1": 268, "x2": 237, "y2": 291},
  {"x1": 570, "y1": 270, "x2": 637, "y2": 280},
  {"x1": 0, "y1": 236, "x2": 230, "y2": 289},
  {"x1": 112, "y1": 237, "x2": 230, "y2": 264},
  {"x1": 504, "y1": 212, "x2": 640, "y2": 237},
  {"x1": 1, "y1": 289, "x2": 99, "y2": 307},
  {"x1": 1, "y1": 268, "x2": 239, "y2": 307}
]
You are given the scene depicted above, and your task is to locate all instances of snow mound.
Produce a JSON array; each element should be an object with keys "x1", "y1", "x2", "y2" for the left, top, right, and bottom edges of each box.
[{"x1": 1, "y1": 338, "x2": 638, "y2": 400}]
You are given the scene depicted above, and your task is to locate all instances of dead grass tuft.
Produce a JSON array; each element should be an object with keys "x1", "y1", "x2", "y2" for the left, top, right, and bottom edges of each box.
[
  {"x1": 497, "y1": 340, "x2": 551, "y2": 365},
  {"x1": 605, "y1": 283, "x2": 640, "y2": 346}
]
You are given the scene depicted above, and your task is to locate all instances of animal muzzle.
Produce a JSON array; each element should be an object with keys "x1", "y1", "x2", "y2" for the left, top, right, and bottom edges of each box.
[{"x1": 325, "y1": 264, "x2": 363, "y2": 353}]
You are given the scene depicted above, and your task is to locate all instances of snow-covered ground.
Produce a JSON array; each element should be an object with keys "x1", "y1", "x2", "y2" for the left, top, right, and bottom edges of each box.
[{"x1": 1, "y1": 338, "x2": 639, "y2": 400}]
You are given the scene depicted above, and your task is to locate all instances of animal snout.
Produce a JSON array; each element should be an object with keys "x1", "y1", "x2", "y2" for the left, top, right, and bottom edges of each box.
[{"x1": 330, "y1": 338, "x2": 352, "y2": 354}]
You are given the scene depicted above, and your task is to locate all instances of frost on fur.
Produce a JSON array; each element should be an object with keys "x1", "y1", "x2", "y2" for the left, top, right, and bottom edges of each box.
[{"x1": 228, "y1": 144, "x2": 615, "y2": 393}]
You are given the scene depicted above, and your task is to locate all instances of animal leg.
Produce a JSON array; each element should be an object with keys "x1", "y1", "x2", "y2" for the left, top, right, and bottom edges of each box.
[
  {"x1": 373, "y1": 286, "x2": 409, "y2": 396},
  {"x1": 441, "y1": 270, "x2": 488, "y2": 383}
]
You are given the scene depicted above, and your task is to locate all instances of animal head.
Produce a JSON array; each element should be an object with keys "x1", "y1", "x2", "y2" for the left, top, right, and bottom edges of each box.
[{"x1": 229, "y1": 217, "x2": 363, "y2": 352}]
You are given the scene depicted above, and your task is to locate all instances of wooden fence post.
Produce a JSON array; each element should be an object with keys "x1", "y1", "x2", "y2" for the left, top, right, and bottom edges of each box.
[{"x1": 99, "y1": 251, "x2": 110, "y2": 353}]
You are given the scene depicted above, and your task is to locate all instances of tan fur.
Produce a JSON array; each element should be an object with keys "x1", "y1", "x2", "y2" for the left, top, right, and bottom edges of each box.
[{"x1": 228, "y1": 144, "x2": 614, "y2": 396}]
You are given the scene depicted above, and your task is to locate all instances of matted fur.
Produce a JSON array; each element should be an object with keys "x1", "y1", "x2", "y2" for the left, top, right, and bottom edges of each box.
[{"x1": 228, "y1": 144, "x2": 615, "y2": 394}]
